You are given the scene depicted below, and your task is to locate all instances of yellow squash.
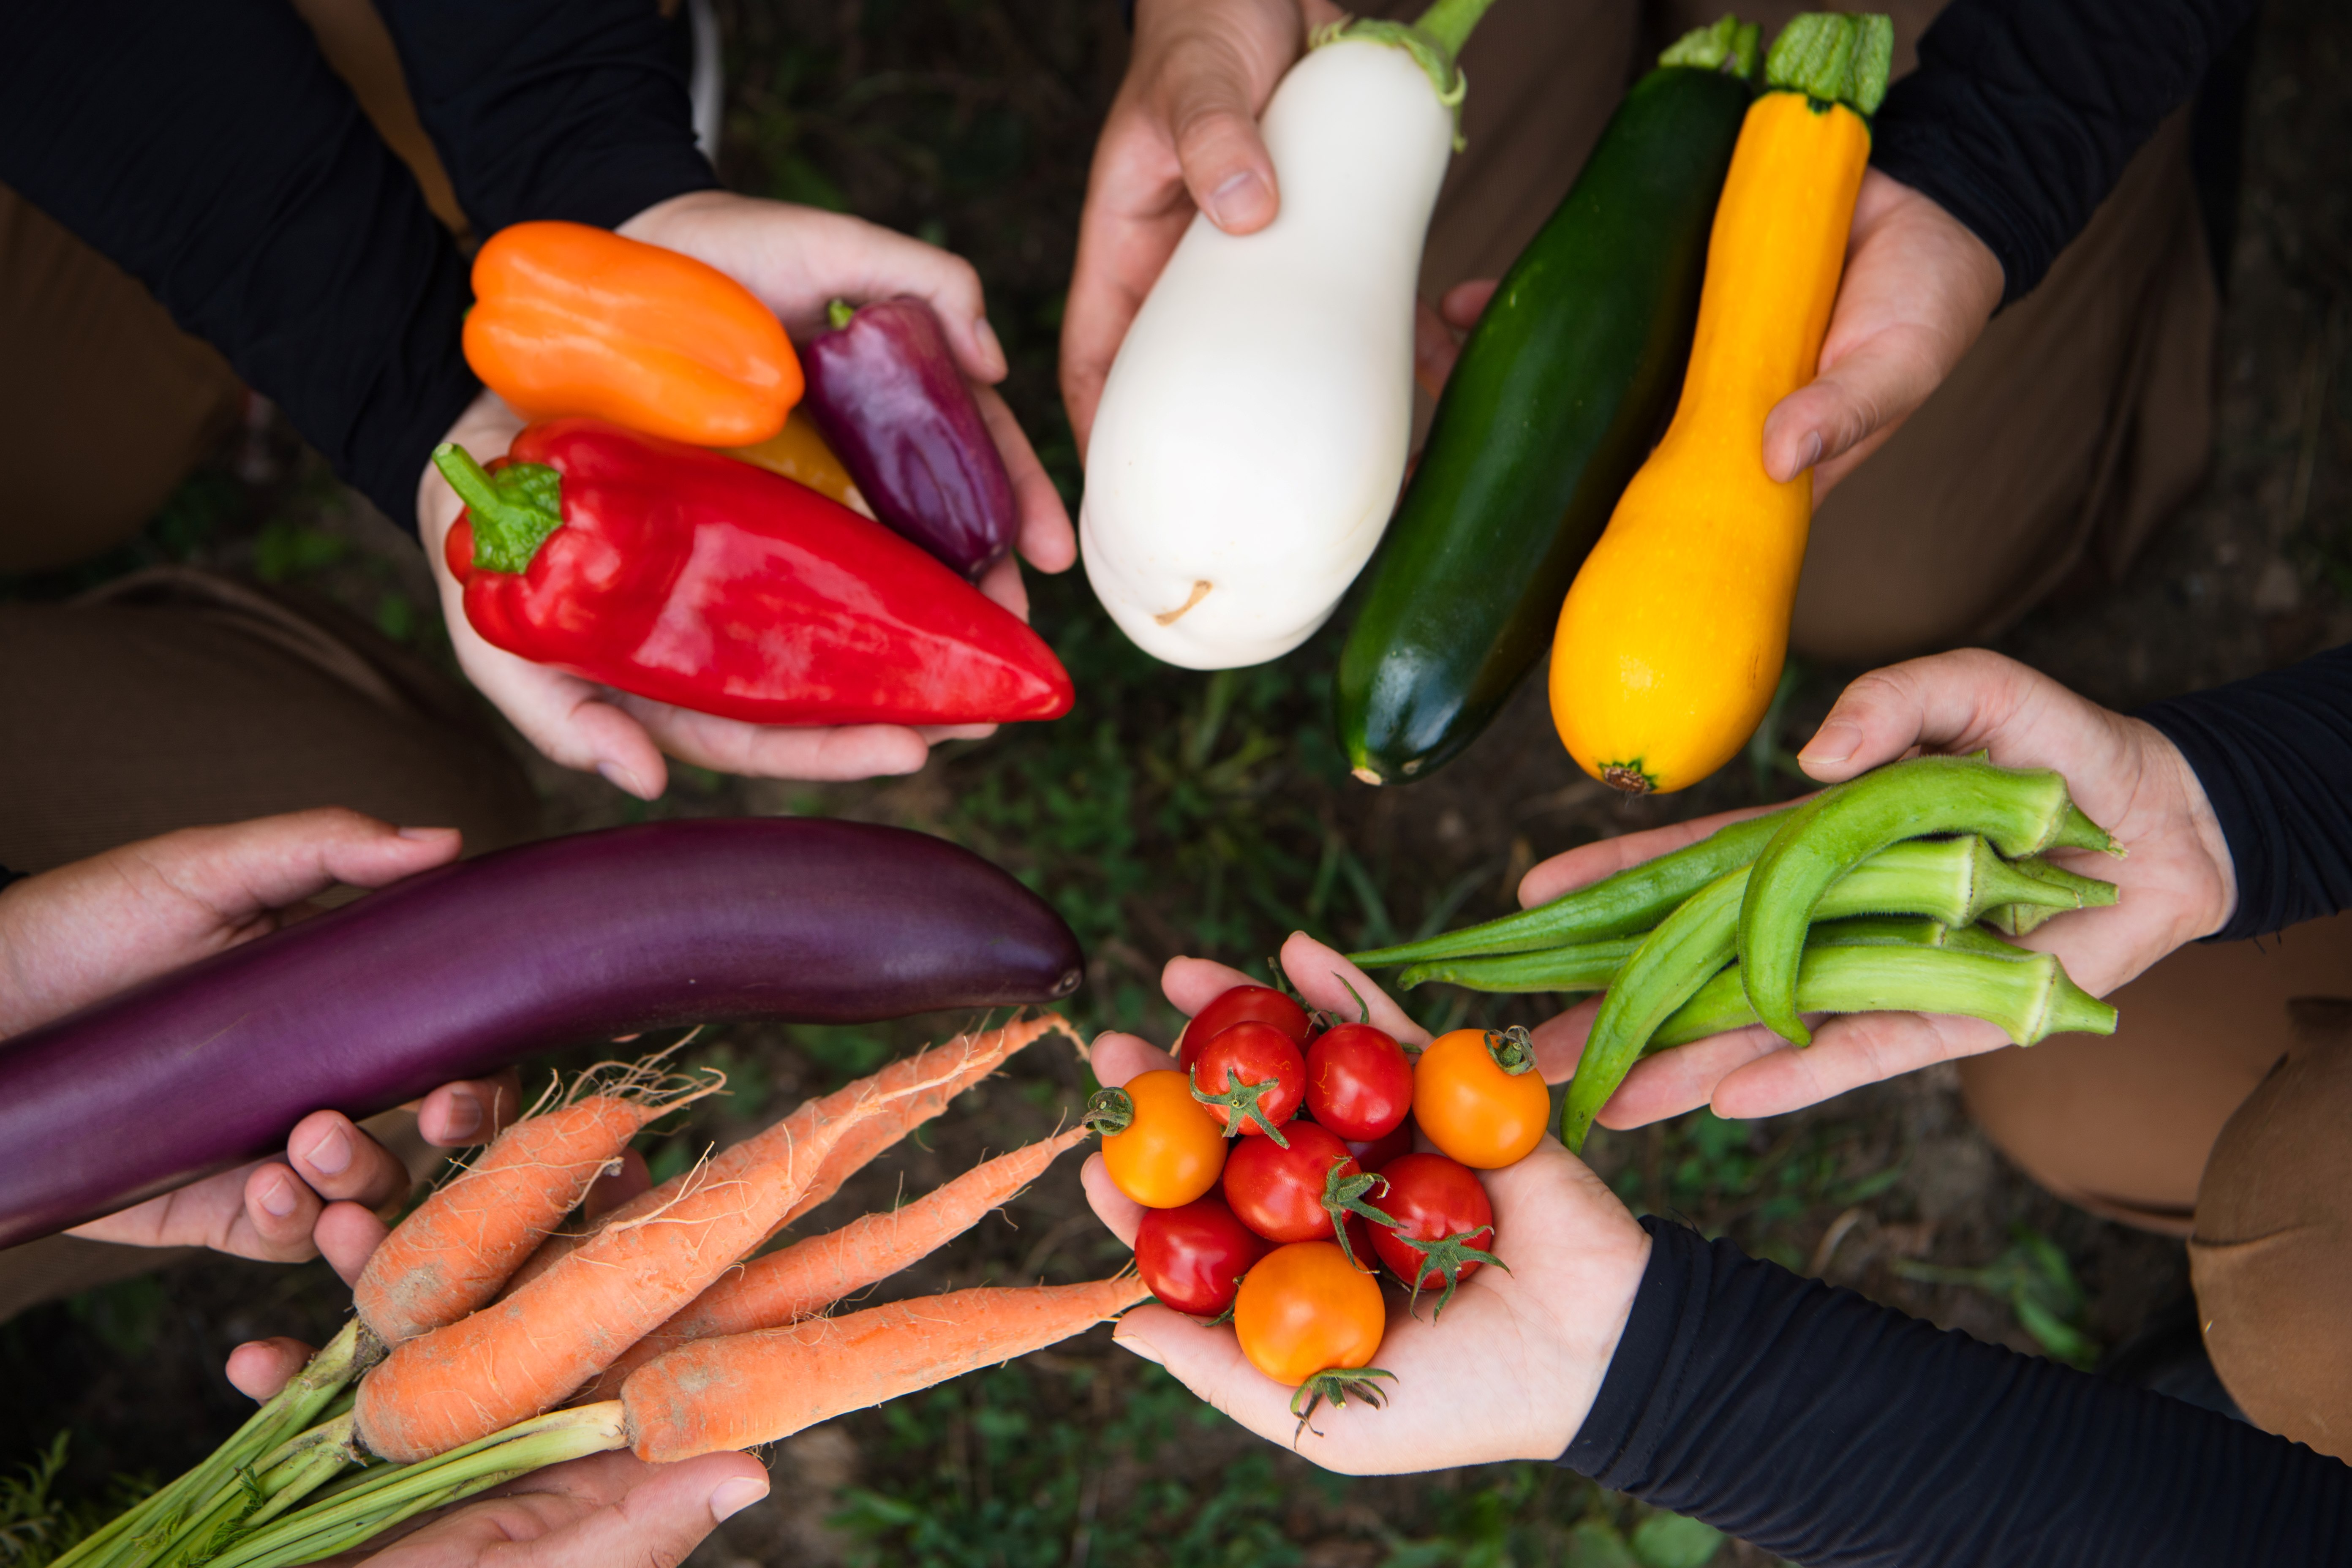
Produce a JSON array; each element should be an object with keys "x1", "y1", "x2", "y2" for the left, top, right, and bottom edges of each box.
[{"x1": 1550, "y1": 14, "x2": 1890, "y2": 794}]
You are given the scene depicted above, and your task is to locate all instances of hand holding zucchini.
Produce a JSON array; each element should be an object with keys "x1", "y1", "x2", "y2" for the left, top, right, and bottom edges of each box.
[
  {"x1": 1549, "y1": 14, "x2": 1892, "y2": 795},
  {"x1": 1080, "y1": 0, "x2": 1496, "y2": 670}
]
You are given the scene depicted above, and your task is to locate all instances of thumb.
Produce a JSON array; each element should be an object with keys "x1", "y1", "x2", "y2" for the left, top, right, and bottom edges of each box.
[
  {"x1": 1113, "y1": 1304, "x2": 1296, "y2": 1438},
  {"x1": 519, "y1": 1454, "x2": 769, "y2": 1568},
  {"x1": 1164, "y1": 61, "x2": 1279, "y2": 234},
  {"x1": 1794, "y1": 650, "x2": 2042, "y2": 781},
  {"x1": 1759, "y1": 323, "x2": 1949, "y2": 490}
]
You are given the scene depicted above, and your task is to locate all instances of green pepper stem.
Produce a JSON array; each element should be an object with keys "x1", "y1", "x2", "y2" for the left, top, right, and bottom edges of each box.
[
  {"x1": 1660, "y1": 15, "x2": 1761, "y2": 82},
  {"x1": 1764, "y1": 12, "x2": 1893, "y2": 115},
  {"x1": 430, "y1": 443, "x2": 563, "y2": 575},
  {"x1": 826, "y1": 298, "x2": 856, "y2": 331}
]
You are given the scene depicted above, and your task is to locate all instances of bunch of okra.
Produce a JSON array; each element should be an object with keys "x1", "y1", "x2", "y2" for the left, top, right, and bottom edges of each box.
[{"x1": 1352, "y1": 756, "x2": 2124, "y2": 1150}]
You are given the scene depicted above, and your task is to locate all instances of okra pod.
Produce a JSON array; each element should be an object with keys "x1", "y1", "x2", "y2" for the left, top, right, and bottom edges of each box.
[
  {"x1": 1649, "y1": 944, "x2": 2116, "y2": 1051},
  {"x1": 1804, "y1": 915, "x2": 2029, "y2": 957},
  {"x1": 1397, "y1": 936, "x2": 1646, "y2": 994},
  {"x1": 1737, "y1": 756, "x2": 2121, "y2": 1045},
  {"x1": 1350, "y1": 809, "x2": 1789, "y2": 968},
  {"x1": 1557, "y1": 834, "x2": 2077, "y2": 1150}
]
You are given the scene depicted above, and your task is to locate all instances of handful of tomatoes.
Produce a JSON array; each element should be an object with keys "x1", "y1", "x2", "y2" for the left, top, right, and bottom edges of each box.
[{"x1": 1084, "y1": 981, "x2": 1552, "y2": 1421}]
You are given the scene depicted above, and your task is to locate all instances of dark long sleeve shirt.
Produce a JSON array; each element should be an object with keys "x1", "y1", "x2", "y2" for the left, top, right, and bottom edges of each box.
[
  {"x1": 0, "y1": 0, "x2": 712, "y2": 534},
  {"x1": 1565, "y1": 1218, "x2": 2352, "y2": 1566},
  {"x1": 1872, "y1": 0, "x2": 2259, "y2": 304}
]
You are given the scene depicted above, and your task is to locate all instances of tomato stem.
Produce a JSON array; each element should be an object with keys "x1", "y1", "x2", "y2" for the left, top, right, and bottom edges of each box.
[
  {"x1": 1320, "y1": 1165, "x2": 1401, "y2": 1272},
  {"x1": 1081, "y1": 1087, "x2": 1134, "y2": 1137},
  {"x1": 1484, "y1": 1024, "x2": 1538, "y2": 1076},
  {"x1": 1395, "y1": 1228, "x2": 1508, "y2": 1320},
  {"x1": 1290, "y1": 1367, "x2": 1397, "y2": 1441},
  {"x1": 1187, "y1": 1064, "x2": 1293, "y2": 1145}
]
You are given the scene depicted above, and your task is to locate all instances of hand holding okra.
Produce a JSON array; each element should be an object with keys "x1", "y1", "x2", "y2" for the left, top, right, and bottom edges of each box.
[{"x1": 1478, "y1": 651, "x2": 2236, "y2": 1133}]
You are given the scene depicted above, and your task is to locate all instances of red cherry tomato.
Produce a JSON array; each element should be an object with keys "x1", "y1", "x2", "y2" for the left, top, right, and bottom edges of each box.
[
  {"x1": 1347, "y1": 1117, "x2": 1417, "y2": 1173},
  {"x1": 1304, "y1": 1022, "x2": 1413, "y2": 1140},
  {"x1": 1135, "y1": 1194, "x2": 1274, "y2": 1318},
  {"x1": 1221, "y1": 1122, "x2": 1357, "y2": 1244},
  {"x1": 1178, "y1": 984, "x2": 1310, "y2": 1067},
  {"x1": 1369, "y1": 1152, "x2": 1499, "y2": 1315},
  {"x1": 1190, "y1": 1021, "x2": 1305, "y2": 1137}
]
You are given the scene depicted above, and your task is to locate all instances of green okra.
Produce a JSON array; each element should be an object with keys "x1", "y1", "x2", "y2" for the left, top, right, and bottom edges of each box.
[
  {"x1": 1648, "y1": 944, "x2": 2116, "y2": 1052},
  {"x1": 1736, "y1": 756, "x2": 2122, "y2": 1046},
  {"x1": 1557, "y1": 833, "x2": 2076, "y2": 1150},
  {"x1": 1397, "y1": 935, "x2": 1644, "y2": 994},
  {"x1": 1984, "y1": 855, "x2": 2119, "y2": 936},
  {"x1": 1804, "y1": 915, "x2": 2030, "y2": 957},
  {"x1": 1349, "y1": 808, "x2": 1790, "y2": 967}
]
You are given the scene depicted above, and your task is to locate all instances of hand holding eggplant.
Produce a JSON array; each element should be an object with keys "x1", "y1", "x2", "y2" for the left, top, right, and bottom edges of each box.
[{"x1": 0, "y1": 811, "x2": 520, "y2": 1279}]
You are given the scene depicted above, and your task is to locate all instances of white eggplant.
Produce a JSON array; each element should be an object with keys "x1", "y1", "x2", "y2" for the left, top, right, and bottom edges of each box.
[{"x1": 1080, "y1": 1, "x2": 1494, "y2": 669}]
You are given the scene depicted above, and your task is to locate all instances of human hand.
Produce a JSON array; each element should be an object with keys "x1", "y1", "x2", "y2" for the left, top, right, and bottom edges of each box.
[
  {"x1": 0, "y1": 811, "x2": 522, "y2": 1279},
  {"x1": 1061, "y1": 0, "x2": 1347, "y2": 453},
  {"x1": 1760, "y1": 170, "x2": 2004, "y2": 501},
  {"x1": 1520, "y1": 649, "x2": 2233, "y2": 1130},
  {"x1": 212, "y1": 1349, "x2": 766, "y2": 1568},
  {"x1": 421, "y1": 191, "x2": 1075, "y2": 798},
  {"x1": 1078, "y1": 931, "x2": 1651, "y2": 1473}
]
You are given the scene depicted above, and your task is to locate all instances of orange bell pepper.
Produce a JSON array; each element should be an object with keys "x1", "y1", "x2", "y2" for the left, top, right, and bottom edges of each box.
[{"x1": 463, "y1": 220, "x2": 802, "y2": 447}]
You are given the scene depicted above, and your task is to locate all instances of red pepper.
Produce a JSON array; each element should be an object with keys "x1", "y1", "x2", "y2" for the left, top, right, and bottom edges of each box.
[{"x1": 434, "y1": 418, "x2": 1073, "y2": 726}]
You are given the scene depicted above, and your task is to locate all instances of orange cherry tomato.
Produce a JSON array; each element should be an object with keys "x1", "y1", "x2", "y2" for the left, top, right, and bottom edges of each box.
[
  {"x1": 1233, "y1": 1241, "x2": 1387, "y2": 1388},
  {"x1": 1091, "y1": 1069, "x2": 1227, "y2": 1208},
  {"x1": 1412, "y1": 1028, "x2": 1549, "y2": 1169}
]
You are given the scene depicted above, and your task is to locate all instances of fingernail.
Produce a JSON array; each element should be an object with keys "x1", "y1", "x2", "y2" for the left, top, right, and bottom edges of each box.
[
  {"x1": 596, "y1": 760, "x2": 650, "y2": 800},
  {"x1": 975, "y1": 317, "x2": 1006, "y2": 378},
  {"x1": 1799, "y1": 718, "x2": 1861, "y2": 767},
  {"x1": 259, "y1": 1176, "x2": 298, "y2": 1219},
  {"x1": 1113, "y1": 1329, "x2": 1164, "y2": 1367},
  {"x1": 1798, "y1": 430, "x2": 1824, "y2": 470},
  {"x1": 1206, "y1": 170, "x2": 1272, "y2": 231},
  {"x1": 440, "y1": 1087, "x2": 483, "y2": 1141},
  {"x1": 303, "y1": 1124, "x2": 352, "y2": 1176},
  {"x1": 396, "y1": 825, "x2": 453, "y2": 841},
  {"x1": 708, "y1": 1475, "x2": 769, "y2": 1523}
]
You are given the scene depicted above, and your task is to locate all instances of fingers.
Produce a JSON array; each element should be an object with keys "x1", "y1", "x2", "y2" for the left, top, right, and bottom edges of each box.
[
  {"x1": 415, "y1": 1073, "x2": 523, "y2": 1147},
  {"x1": 1596, "y1": 1026, "x2": 1785, "y2": 1128},
  {"x1": 1080, "y1": 1152, "x2": 1146, "y2": 1247},
  {"x1": 1439, "y1": 279, "x2": 1498, "y2": 330},
  {"x1": 370, "y1": 1450, "x2": 768, "y2": 1568},
  {"x1": 975, "y1": 552, "x2": 1031, "y2": 623},
  {"x1": 143, "y1": 811, "x2": 462, "y2": 934},
  {"x1": 1089, "y1": 1031, "x2": 1178, "y2": 1088},
  {"x1": 285, "y1": 1110, "x2": 413, "y2": 1211},
  {"x1": 452, "y1": 629, "x2": 672, "y2": 800},
  {"x1": 1525, "y1": 995, "x2": 1603, "y2": 1085},
  {"x1": 612, "y1": 696, "x2": 930, "y2": 782},
  {"x1": 1278, "y1": 932, "x2": 1429, "y2": 1045},
  {"x1": 1516, "y1": 804, "x2": 1780, "y2": 908},
  {"x1": 226, "y1": 1337, "x2": 315, "y2": 1402},
  {"x1": 1161, "y1": 954, "x2": 1265, "y2": 1017},
  {"x1": 972, "y1": 384, "x2": 1076, "y2": 574},
  {"x1": 313, "y1": 1201, "x2": 393, "y2": 1284},
  {"x1": 1793, "y1": 649, "x2": 2047, "y2": 781},
  {"x1": 585, "y1": 1149, "x2": 652, "y2": 1219},
  {"x1": 1710, "y1": 1009, "x2": 2012, "y2": 1121},
  {"x1": 1413, "y1": 297, "x2": 1462, "y2": 399},
  {"x1": 1159, "y1": 42, "x2": 1280, "y2": 236}
]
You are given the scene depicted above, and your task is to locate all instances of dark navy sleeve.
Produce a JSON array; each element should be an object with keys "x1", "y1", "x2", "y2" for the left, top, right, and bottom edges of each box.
[
  {"x1": 375, "y1": 0, "x2": 718, "y2": 234},
  {"x1": 0, "y1": 0, "x2": 476, "y2": 534},
  {"x1": 2139, "y1": 644, "x2": 2352, "y2": 942},
  {"x1": 1870, "y1": 0, "x2": 2258, "y2": 304},
  {"x1": 1564, "y1": 1217, "x2": 2352, "y2": 1566}
]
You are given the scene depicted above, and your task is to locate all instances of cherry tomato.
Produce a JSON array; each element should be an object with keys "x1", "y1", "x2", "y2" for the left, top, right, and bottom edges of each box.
[
  {"x1": 1222, "y1": 1122, "x2": 1357, "y2": 1244},
  {"x1": 1369, "y1": 1153, "x2": 1498, "y2": 1312},
  {"x1": 1304, "y1": 1022, "x2": 1413, "y2": 1140},
  {"x1": 1347, "y1": 1116, "x2": 1417, "y2": 1173},
  {"x1": 1091, "y1": 1069, "x2": 1226, "y2": 1208},
  {"x1": 1233, "y1": 1241, "x2": 1387, "y2": 1388},
  {"x1": 1190, "y1": 1021, "x2": 1305, "y2": 1138},
  {"x1": 1413, "y1": 1027, "x2": 1549, "y2": 1168},
  {"x1": 1135, "y1": 1194, "x2": 1274, "y2": 1318},
  {"x1": 1178, "y1": 984, "x2": 1311, "y2": 1068}
]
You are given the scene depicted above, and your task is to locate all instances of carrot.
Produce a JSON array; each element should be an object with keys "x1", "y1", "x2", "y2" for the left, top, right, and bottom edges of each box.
[
  {"x1": 619, "y1": 1272, "x2": 1151, "y2": 1461},
  {"x1": 354, "y1": 1067, "x2": 720, "y2": 1347},
  {"x1": 353, "y1": 1050, "x2": 970, "y2": 1463},
  {"x1": 504, "y1": 1013, "x2": 1074, "y2": 1295},
  {"x1": 580, "y1": 1125, "x2": 1089, "y2": 1399}
]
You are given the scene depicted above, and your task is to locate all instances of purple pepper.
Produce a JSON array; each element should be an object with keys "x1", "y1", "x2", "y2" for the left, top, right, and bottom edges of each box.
[{"x1": 802, "y1": 297, "x2": 1018, "y2": 578}]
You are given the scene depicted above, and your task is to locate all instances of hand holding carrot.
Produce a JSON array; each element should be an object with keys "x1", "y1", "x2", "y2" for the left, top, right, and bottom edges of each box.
[
  {"x1": 1519, "y1": 649, "x2": 2233, "y2": 1131},
  {"x1": 1082, "y1": 932, "x2": 1652, "y2": 1474},
  {"x1": 0, "y1": 810, "x2": 522, "y2": 1280}
]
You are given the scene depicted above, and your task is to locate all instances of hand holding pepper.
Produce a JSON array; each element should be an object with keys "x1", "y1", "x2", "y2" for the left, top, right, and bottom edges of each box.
[{"x1": 419, "y1": 194, "x2": 1076, "y2": 796}]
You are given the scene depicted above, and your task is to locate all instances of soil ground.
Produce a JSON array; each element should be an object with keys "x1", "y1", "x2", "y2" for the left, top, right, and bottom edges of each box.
[{"x1": 3, "y1": 2, "x2": 2347, "y2": 1564}]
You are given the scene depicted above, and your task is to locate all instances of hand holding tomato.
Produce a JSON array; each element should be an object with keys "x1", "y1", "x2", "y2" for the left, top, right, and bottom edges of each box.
[{"x1": 1081, "y1": 932, "x2": 1654, "y2": 1474}]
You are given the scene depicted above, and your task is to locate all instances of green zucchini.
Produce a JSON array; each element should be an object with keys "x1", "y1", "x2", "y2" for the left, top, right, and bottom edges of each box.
[{"x1": 1334, "y1": 19, "x2": 1757, "y2": 784}]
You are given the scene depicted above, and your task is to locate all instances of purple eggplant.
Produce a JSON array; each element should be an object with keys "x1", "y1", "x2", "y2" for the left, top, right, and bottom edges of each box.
[
  {"x1": 802, "y1": 297, "x2": 1018, "y2": 577},
  {"x1": 0, "y1": 818, "x2": 1081, "y2": 1249}
]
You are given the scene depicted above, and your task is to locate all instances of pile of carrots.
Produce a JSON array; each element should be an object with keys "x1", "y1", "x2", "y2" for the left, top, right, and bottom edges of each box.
[{"x1": 64, "y1": 1016, "x2": 1139, "y2": 1568}]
